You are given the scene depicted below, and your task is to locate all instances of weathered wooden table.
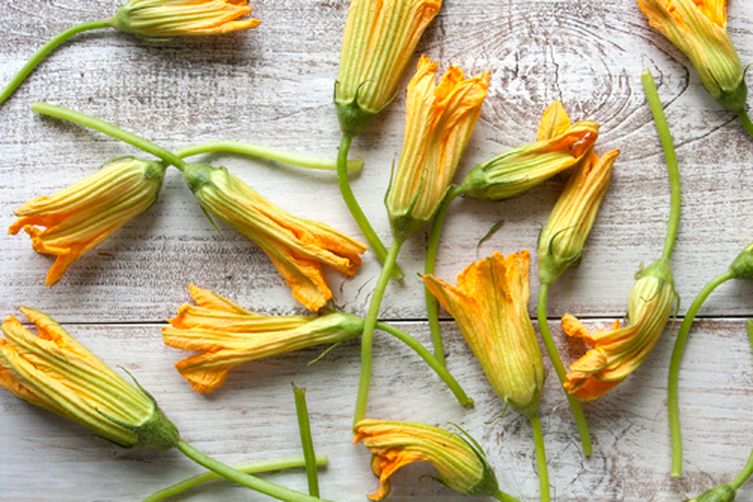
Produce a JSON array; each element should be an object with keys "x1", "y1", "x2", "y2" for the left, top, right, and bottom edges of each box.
[{"x1": 1, "y1": 1, "x2": 752, "y2": 500}]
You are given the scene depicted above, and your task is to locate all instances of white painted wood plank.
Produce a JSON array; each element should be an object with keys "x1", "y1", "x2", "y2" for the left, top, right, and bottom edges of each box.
[
  {"x1": 0, "y1": 319, "x2": 750, "y2": 501},
  {"x1": 0, "y1": 0, "x2": 752, "y2": 321}
]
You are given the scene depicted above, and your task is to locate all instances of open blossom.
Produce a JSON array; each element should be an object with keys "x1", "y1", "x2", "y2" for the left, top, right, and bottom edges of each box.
[
  {"x1": 163, "y1": 285, "x2": 364, "y2": 393},
  {"x1": 424, "y1": 251, "x2": 544, "y2": 416},
  {"x1": 458, "y1": 102, "x2": 599, "y2": 201},
  {"x1": 354, "y1": 419, "x2": 500, "y2": 500},
  {"x1": 0, "y1": 308, "x2": 179, "y2": 449},
  {"x1": 537, "y1": 102, "x2": 620, "y2": 284},
  {"x1": 335, "y1": 0, "x2": 442, "y2": 135},
  {"x1": 183, "y1": 163, "x2": 366, "y2": 311},
  {"x1": 638, "y1": 0, "x2": 746, "y2": 110},
  {"x1": 9, "y1": 157, "x2": 166, "y2": 286},
  {"x1": 562, "y1": 259, "x2": 677, "y2": 401},
  {"x1": 114, "y1": 0, "x2": 261, "y2": 38},
  {"x1": 386, "y1": 55, "x2": 490, "y2": 241}
]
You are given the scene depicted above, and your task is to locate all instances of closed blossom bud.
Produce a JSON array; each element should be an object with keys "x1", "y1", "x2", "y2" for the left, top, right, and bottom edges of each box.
[
  {"x1": 163, "y1": 284, "x2": 364, "y2": 393},
  {"x1": 729, "y1": 242, "x2": 753, "y2": 280},
  {"x1": 354, "y1": 419, "x2": 501, "y2": 500},
  {"x1": 386, "y1": 55, "x2": 490, "y2": 241},
  {"x1": 562, "y1": 258, "x2": 677, "y2": 401},
  {"x1": 113, "y1": 0, "x2": 261, "y2": 38},
  {"x1": 538, "y1": 147, "x2": 620, "y2": 284},
  {"x1": 335, "y1": 0, "x2": 442, "y2": 136},
  {"x1": 424, "y1": 251, "x2": 544, "y2": 416},
  {"x1": 638, "y1": 0, "x2": 747, "y2": 111},
  {"x1": 686, "y1": 484, "x2": 737, "y2": 502},
  {"x1": 0, "y1": 308, "x2": 179, "y2": 449},
  {"x1": 182, "y1": 163, "x2": 366, "y2": 311},
  {"x1": 9, "y1": 157, "x2": 166, "y2": 286},
  {"x1": 457, "y1": 102, "x2": 599, "y2": 201}
]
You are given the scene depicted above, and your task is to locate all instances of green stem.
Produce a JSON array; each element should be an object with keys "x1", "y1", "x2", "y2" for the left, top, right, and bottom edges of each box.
[
  {"x1": 353, "y1": 240, "x2": 403, "y2": 426},
  {"x1": 730, "y1": 448, "x2": 753, "y2": 491},
  {"x1": 424, "y1": 186, "x2": 462, "y2": 366},
  {"x1": 494, "y1": 490, "x2": 521, "y2": 502},
  {"x1": 31, "y1": 102, "x2": 188, "y2": 171},
  {"x1": 0, "y1": 20, "x2": 112, "y2": 106},
  {"x1": 529, "y1": 414, "x2": 551, "y2": 502},
  {"x1": 668, "y1": 270, "x2": 735, "y2": 477},
  {"x1": 292, "y1": 384, "x2": 320, "y2": 497},
  {"x1": 641, "y1": 70, "x2": 681, "y2": 262},
  {"x1": 337, "y1": 135, "x2": 402, "y2": 280},
  {"x1": 740, "y1": 109, "x2": 753, "y2": 138},
  {"x1": 537, "y1": 283, "x2": 592, "y2": 457},
  {"x1": 176, "y1": 141, "x2": 363, "y2": 173},
  {"x1": 142, "y1": 455, "x2": 328, "y2": 502},
  {"x1": 375, "y1": 321, "x2": 474, "y2": 408},
  {"x1": 176, "y1": 440, "x2": 325, "y2": 502}
]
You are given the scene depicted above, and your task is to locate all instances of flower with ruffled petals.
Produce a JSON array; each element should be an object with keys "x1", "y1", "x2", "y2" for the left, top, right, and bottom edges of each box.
[
  {"x1": 335, "y1": 0, "x2": 442, "y2": 135},
  {"x1": 562, "y1": 258, "x2": 677, "y2": 401},
  {"x1": 386, "y1": 55, "x2": 490, "y2": 241},
  {"x1": 183, "y1": 163, "x2": 366, "y2": 311},
  {"x1": 9, "y1": 157, "x2": 166, "y2": 286},
  {"x1": 0, "y1": 308, "x2": 179, "y2": 449},
  {"x1": 163, "y1": 284, "x2": 364, "y2": 392},
  {"x1": 114, "y1": 0, "x2": 261, "y2": 38},
  {"x1": 354, "y1": 419, "x2": 500, "y2": 500},
  {"x1": 424, "y1": 251, "x2": 544, "y2": 416}
]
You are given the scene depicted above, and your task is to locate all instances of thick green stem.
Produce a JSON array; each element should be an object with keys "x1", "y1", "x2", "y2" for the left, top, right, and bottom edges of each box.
[
  {"x1": 142, "y1": 456, "x2": 328, "y2": 502},
  {"x1": 176, "y1": 141, "x2": 363, "y2": 173},
  {"x1": 529, "y1": 413, "x2": 551, "y2": 502},
  {"x1": 375, "y1": 321, "x2": 474, "y2": 408},
  {"x1": 292, "y1": 384, "x2": 320, "y2": 497},
  {"x1": 337, "y1": 135, "x2": 402, "y2": 279},
  {"x1": 537, "y1": 283, "x2": 592, "y2": 457},
  {"x1": 740, "y1": 109, "x2": 753, "y2": 138},
  {"x1": 730, "y1": 448, "x2": 753, "y2": 491},
  {"x1": 641, "y1": 70, "x2": 681, "y2": 262},
  {"x1": 0, "y1": 20, "x2": 112, "y2": 106},
  {"x1": 424, "y1": 186, "x2": 462, "y2": 366},
  {"x1": 32, "y1": 102, "x2": 188, "y2": 170},
  {"x1": 353, "y1": 240, "x2": 403, "y2": 426},
  {"x1": 668, "y1": 270, "x2": 734, "y2": 477},
  {"x1": 494, "y1": 490, "x2": 521, "y2": 502},
  {"x1": 176, "y1": 440, "x2": 325, "y2": 502}
]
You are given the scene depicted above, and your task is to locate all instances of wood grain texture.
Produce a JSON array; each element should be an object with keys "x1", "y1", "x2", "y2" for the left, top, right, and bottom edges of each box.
[{"x1": 1, "y1": 0, "x2": 753, "y2": 500}]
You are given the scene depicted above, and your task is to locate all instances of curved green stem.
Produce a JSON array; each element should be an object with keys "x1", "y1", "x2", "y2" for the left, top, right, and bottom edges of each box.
[
  {"x1": 424, "y1": 186, "x2": 462, "y2": 366},
  {"x1": 337, "y1": 135, "x2": 402, "y2": 280},
  {"x1": 292, "y1": 384, "x2": 320, "y2": 497},
  {"x1": 537, "y1": 283, "x2": 592, "y2": 457},
  {"x1": 529, "y1": 413, "x2": 551, "y2": 502},
  {"x1": 375, "y1": 321, "x2": 473, "y2": 408},
  {"x1": 31, "y1": 102, "x2": 188, "y2": 170},
  {"x1": 142, "y1": 455, "x2": 329, "y2": 502},
  {"x1": 668, "y1": 270, "x2": 735, "y2": 477},
  {"x1": 0, "y1": 20, "x2": 112, "y2": 106},
  {"x1": 494, "y1": 490, "x2": 521, "y2": 502},
  {"x1": 730, "y1": 448, "x2": 753, "y2": 491},
  {"x1": 740, "y1": 109, "x2": 753, "y2": 138},
  {"x1": 354, "y1": 240, "x2": 403, "y2": 426},
  {"x1": 176, "y1": 440, "x2": 326, "y2": 502},
  {"x1": 176, "y1": 141, "x2": 363, "y2": 173},
  {"x1": 641, "y1": 70, "x2": 681, "y2": 262}
]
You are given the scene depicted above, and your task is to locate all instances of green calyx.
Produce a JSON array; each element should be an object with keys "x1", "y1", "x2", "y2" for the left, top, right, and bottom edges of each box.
[
  {"x1": 729, "y1": 243, "x2": 753, "y2": 280},
  {"x1": 182, "y1": 163, "x2": 216, "y2": 193},
  {"x1": 336, "y1": 100, "x2": 378, "y2": 138},
  {"x1": 687, "y1": 484, "x2": 736, "y2": 502},
  {"x1": 456, "y1": 166, "x2": 489, "y2": 200},
  {"x1": 716, "y1": 79, "x2": 748, "y2": 112},
  {"x1": 637, "y1": 257, "x2": 673, "y2": 282}
]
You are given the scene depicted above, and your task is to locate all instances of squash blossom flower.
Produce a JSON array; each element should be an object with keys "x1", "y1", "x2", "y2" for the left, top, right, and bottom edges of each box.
[
  {"x1": 335, "y1": 0, "x2": 442, "y2": 135},
  {"x1": 163, "y1": 284, "x2": 364, "y2": 393},
  {"x1": 562, "y1": 259, "x2": 677, "y2": 401},
  {"x1": 457, "y1": 102, "x2": 599, "y2": 201},
  {"x1": 386, "y1": 55, "x2": 490, "y2": 241},
  {"x1": 424, "y1": 251, "x2": 544, "y2": 416},
  {"x1": 537, "y1": 146, "x2": 620, "y2": 285},
  {"x1": 182, "y1": 163, "x2": 366, "y2": 311},
  {"x1": 354, "y1": 419, "x2": 501, "y2": 500},
  {"x1": 638, "y1": 0, "x2": 747, "y2": 111},
  {"x1": 113, "y1": 0, "x2": 261, "y2": 38},
  {"x1": 9, "y1": 157, "x2": 166, "y2": 286},
  {"x1": 0, "y1": 307, "x2": 179, "y2": 449}
]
